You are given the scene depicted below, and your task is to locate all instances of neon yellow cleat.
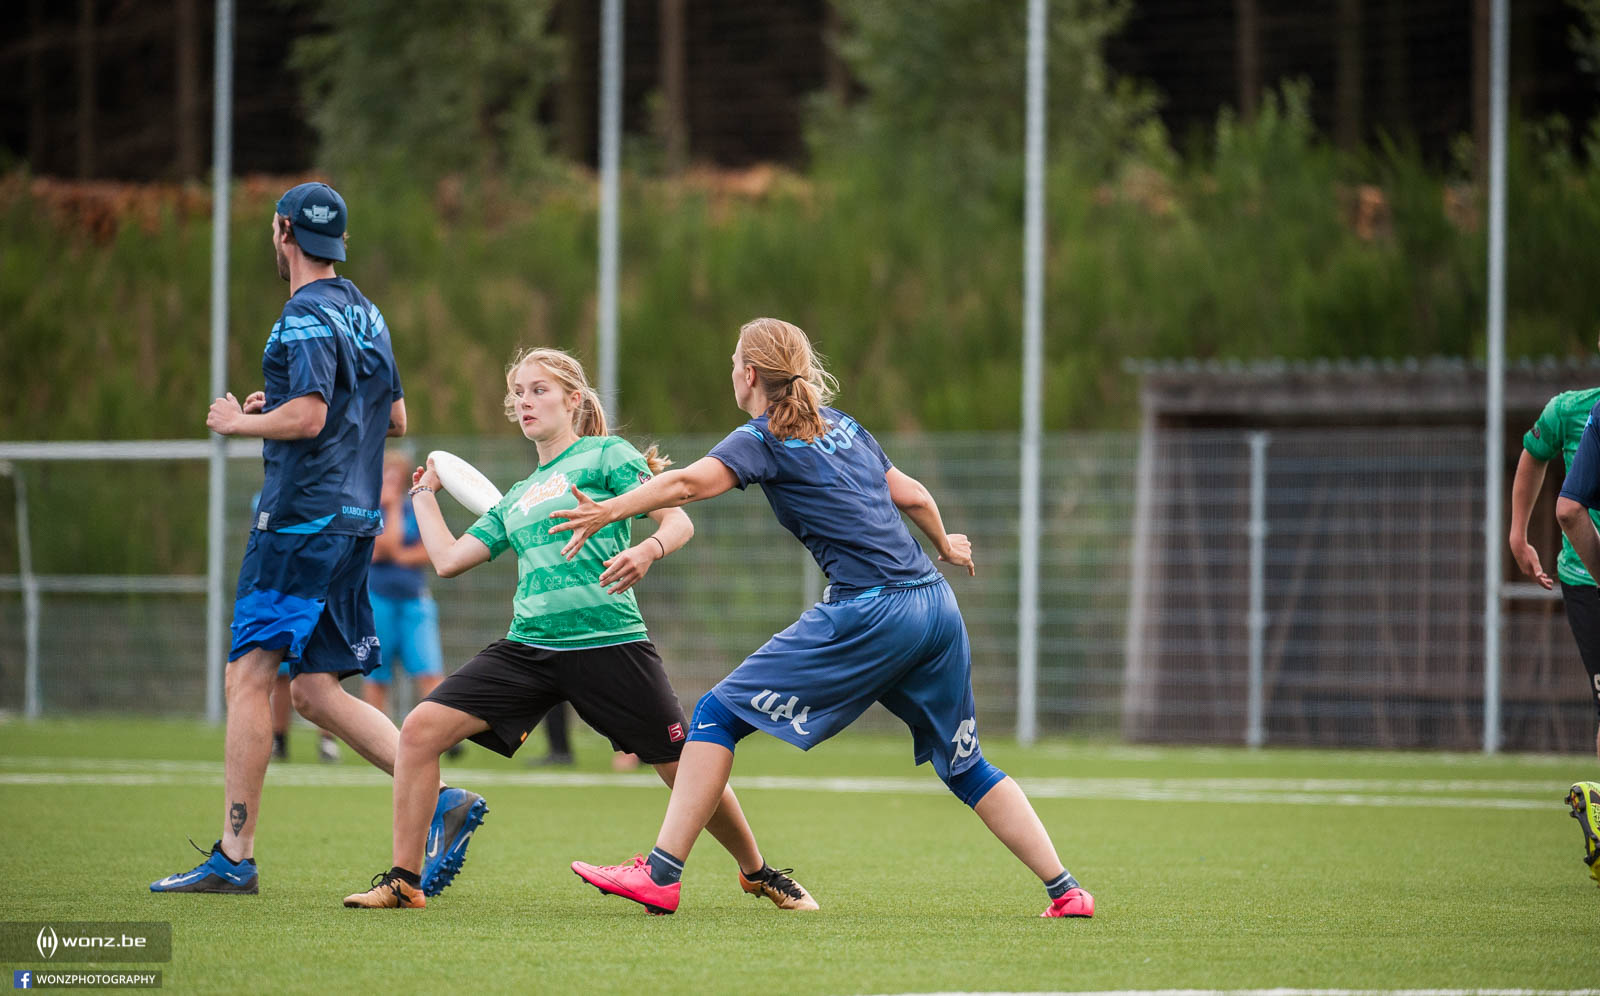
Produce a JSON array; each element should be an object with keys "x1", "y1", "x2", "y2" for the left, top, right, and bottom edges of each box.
[{"x1": 1566, "y1": 781, "x2": 1600, "y2": 887}]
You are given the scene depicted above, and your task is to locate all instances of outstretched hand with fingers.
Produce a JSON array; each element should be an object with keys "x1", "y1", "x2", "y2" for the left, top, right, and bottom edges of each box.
[
  {"x1": 548, "y1": 485, "x2": 613, "y2": 559},
  {"x1": 941, "y1": 533, "x2": 976, "y2": 576}
]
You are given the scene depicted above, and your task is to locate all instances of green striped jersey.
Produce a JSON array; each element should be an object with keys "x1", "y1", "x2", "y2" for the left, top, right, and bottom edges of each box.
[
  {"x1": 1523, "y1": 387, "x2": 1600, "y2": 588},
  {"x1": 466, "y1": 435, "x2": 656, "y2": 649}
]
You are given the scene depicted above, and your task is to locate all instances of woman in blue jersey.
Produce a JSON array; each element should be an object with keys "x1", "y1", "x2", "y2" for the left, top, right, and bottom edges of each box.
[{"x1": 558, "y1": 318, "x2": 1094, "y2": 919}]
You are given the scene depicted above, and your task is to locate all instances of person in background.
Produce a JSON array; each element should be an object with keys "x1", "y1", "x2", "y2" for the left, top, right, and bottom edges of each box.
[
  {"x1": 364, "y1": 452, "x2": 461, "y2": 760},
  {"x1": 269, "y1": 665, "x2": 341, "y2": 763}
]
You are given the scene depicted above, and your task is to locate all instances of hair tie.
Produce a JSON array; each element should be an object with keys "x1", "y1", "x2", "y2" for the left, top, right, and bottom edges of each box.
[{"x1": 785, "y1": 374, "x2": 804, "y2": 385}]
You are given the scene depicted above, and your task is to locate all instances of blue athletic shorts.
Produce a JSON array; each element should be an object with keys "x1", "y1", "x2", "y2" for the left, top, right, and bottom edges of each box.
[
  {"x1": 229, "y1": 530, "x2": 380, "y2": 678},
  {"x1": 706, "y1": 577, "x2": 983, "y2": 782},
  {"x1": 366, "y1": 593, "x2": 444, "y2": 683}
]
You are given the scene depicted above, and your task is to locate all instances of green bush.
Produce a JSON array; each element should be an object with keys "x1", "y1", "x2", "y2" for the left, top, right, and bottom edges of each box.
[{"x1": 3, "y1": 95, "x2": 1599, "y2": 447}]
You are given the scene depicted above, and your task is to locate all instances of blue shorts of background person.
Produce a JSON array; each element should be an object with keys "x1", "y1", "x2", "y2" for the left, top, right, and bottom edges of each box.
[{"x1": 367, "y1": 594, "x2": 444, "y2": 684}]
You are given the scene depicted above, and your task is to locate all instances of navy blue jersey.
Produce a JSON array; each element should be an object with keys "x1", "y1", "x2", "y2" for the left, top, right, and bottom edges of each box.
[
  {"x1": 708, "y1": 407, "x2": 938, "y2": 598},
  {"x1": 369, "y1": 501, "x2": 428, "y2": 599},
  {"x1": 253, "y1": 277, "x2": 402, "y2": 536},
  {"x1": 1561, "y1": 401, "x2": 1600, "y2": 509}
]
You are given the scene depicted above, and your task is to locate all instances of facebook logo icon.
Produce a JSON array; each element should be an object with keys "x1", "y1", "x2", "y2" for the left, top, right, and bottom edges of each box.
[{"x1": 12, "y1": 971, "x2": 30, "y2": 989}]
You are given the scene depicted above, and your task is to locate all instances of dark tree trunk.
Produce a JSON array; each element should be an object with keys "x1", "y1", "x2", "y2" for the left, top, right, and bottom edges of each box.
[
  {"x1": 1335, "y1": 0, "x2": 1364, "y2": 149},
  {"x1": 175, "y1": 0, "x2": 200, "y2": 180},
  {"x1": 76, "y1": 0, "x2": 96, "y2": 178},
  {"x1": 1236, "y1": 0, "x2": 1260, "y2": 120},
  {"x1": 557, "y1": 0, "x2": 596, "y2": 164},
  {"x1": 659, "y1": 0, "x2": 688, "y2": 173}
]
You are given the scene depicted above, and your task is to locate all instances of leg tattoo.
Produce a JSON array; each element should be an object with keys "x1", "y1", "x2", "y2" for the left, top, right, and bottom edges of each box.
[{"x1": 229, "y1": 802, "x2": 247, "y2": 835}]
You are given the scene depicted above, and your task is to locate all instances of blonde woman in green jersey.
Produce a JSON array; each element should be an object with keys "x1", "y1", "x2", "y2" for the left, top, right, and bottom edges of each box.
[
  {"x1": 342, "y1": 348, "x2": 814, "y2": 911},
  {"x1": 1510, "y1": 386, "x2": 1600, "y2": 761}
]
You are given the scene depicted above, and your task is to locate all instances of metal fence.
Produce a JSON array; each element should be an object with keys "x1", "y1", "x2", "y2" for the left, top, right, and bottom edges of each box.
[{"x1": 0, "y1": 428, "x2": 1593, "y2": 751}]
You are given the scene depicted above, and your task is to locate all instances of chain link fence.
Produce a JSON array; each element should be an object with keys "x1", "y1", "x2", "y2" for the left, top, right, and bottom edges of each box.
[{"x1": 0, "y1": 428, "x2": 1592, "y2": 751}]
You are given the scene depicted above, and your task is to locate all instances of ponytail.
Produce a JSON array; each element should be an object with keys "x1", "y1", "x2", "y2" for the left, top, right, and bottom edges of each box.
[
  {"x1": 574, "y1": 387, "x2": 608, "y2": 438},
  {"x1": 638, "y1": 443, "x2": 672, "y2": 476},
  {"x1": 766, "y1": 375, "x2": 829, "y2": 444},
  {"x1": 737, "y1": 317, "x2": 838, "y2": 443}
]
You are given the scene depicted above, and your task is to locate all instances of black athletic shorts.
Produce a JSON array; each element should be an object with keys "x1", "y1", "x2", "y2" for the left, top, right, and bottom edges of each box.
[
  {"x1": 423, "y1": 638, "x2": 689, "y2": 763},
  {"x1": 1560, "y1": 582, "x2": 1600, "y2": 721}
]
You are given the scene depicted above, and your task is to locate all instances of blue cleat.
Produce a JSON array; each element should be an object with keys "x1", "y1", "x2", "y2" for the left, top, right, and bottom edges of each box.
[
  {"x1": 421, "y1": 787, "x2": 487, "y2": 897},
  {"x1": 150, "y1": 839, "x2": 258, "y2": 894}
]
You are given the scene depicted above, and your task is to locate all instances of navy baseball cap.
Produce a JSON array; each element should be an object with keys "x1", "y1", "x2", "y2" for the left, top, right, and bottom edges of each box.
[{"x1": 275, "y1": 182, "x2": 347, "y2": 262}]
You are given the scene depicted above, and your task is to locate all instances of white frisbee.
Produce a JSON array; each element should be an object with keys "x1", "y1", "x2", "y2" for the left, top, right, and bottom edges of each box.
[{"x1": 427, "y1": 449, "x2": 503, "y2": 517}]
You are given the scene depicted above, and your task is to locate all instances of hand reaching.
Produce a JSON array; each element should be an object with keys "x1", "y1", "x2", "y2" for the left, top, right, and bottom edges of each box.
[{"x1": 548, "y1": 486, "x2": 611, "y2": 560}]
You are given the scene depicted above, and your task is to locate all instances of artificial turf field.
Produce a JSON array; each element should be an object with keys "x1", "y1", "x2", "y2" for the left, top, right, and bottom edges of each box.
[{"x1": 1, "y1": 717, "x2": 1597, "y2": 994}]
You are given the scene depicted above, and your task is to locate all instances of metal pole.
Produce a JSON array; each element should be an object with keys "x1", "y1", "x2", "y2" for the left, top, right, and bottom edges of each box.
[
  {"x1": 1482, "y1": 0, "x2": 1508, "y2": 754},
  {"x1": 1120, "y1": 408, "x2": 1156, "y2": 739},
  {"x1": 204, "y1": 0, "x2": 234, "y2": 725},
  {"x1": 1246, "y1": 432, "x2": 1270, "y2": 748},
  {"x1": 1017, "y1": 0, "x2": 1047, "y2": 746},
  {"x1": 5, "y1": 464, "x2": 42, "y2": 719},
  {"x1": 597, "y1": 0, "x2": 622, "y2": 424}
]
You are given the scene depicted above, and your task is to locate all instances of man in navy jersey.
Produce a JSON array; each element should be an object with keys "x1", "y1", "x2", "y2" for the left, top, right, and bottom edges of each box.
[
  {"x1": 152, "y1": 183, "x2": 484, "y2": 896},
  {"x1": 559, "y1": 318, "x2": 1092, "y2": 919}
]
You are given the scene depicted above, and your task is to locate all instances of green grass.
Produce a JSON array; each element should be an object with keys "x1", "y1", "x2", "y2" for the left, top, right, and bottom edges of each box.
[{"x1": 1, "y1": 717, "x2": 1596, "y2": 994}]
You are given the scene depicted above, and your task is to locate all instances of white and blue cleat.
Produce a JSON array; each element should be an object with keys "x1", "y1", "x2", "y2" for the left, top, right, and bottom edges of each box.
[
  {"x1": 421, "y1": 787, "x2": 487, "y2": 897},
  {"x1": 150, "y1": 840, "x2": 258, "y2": 894}
]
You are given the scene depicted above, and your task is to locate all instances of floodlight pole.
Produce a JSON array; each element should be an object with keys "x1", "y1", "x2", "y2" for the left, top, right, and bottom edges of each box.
[
  {"x1": 597, "y1": 0, "x2": 622, "y2": 424},
  {"x1": 1017, "y1": 0, "x2": 1047, "y2": 746},
  {"x1": 3, "y1": 463, "x2": 41, "y2": 719},
  {"x1": 204, "y1": 0, "x2": 234, "y2": 725},
  {"x1": 1483, "y1": 0, "x2": 1507, "y2": 754}
]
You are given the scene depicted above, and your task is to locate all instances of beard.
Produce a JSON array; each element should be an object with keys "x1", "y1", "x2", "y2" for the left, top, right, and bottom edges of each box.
[{"x1": 275, "y1": 244, "x2": 290, "y2": 282}]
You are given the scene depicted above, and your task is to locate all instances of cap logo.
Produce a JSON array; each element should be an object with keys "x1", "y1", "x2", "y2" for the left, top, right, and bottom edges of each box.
[{"x1": 303, "y1": 204, "x2": 338, "y2": 225}]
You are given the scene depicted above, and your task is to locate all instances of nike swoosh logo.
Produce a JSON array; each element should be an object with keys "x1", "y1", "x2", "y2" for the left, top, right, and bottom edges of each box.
[
  {"x1": 157, "y1": 870, "x2": 202, "y2": 887},
  {"x1": 696, "y1": 722, "x2": 717, "y2": 730},
  {"x1": 426, "y1": 828, "x2": 441, "y2": 859}
]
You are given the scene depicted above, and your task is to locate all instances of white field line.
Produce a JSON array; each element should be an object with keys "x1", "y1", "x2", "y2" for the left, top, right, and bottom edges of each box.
[
  {"x1": 0, "y1": 757, "x2": 1571, "y2": 810},
  {"x1": 1032, "y1": 745, "x2": 1589, "y2": 768},
  {"x1": 863, "y1": 991, "x2": 1600, "y2": 996}
]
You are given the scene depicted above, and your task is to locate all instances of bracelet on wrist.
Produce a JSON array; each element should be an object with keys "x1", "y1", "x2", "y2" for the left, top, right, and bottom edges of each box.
[
  {"x1": 408, "y1": 485, "x2": 435, "y2": 498},
  {"x1": 649, "y1": 535, "x2": 667, "y2": 560}
]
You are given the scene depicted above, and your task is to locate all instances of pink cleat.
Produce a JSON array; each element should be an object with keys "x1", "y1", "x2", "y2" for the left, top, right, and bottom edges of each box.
[
  {"x1": 572, "y1": 854, "x2": 680, "y2": 915},
  {"x1": 1041, "y1": 887, "x2": 1095, "y2": 918}
]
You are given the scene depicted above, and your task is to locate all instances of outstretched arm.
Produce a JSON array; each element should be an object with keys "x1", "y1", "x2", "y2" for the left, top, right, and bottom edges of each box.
[
  {"x1": 549, "y1": 456, "x2": 736, "y2": 560},
  {"x1": 886, "y1": 466, "x2": 974, "y2": 576},
  {"x1": 408, "y1": 460, "x2": 492, "y2": 578}
]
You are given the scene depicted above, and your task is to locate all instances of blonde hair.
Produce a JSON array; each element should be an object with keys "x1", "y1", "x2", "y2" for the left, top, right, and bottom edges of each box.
[
  {"x1": 737, "y1": 318, "x2": 838, "y2": 442},
  {"x1": 502, "y1": 347, "x2": 671, "y2": 474}
]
